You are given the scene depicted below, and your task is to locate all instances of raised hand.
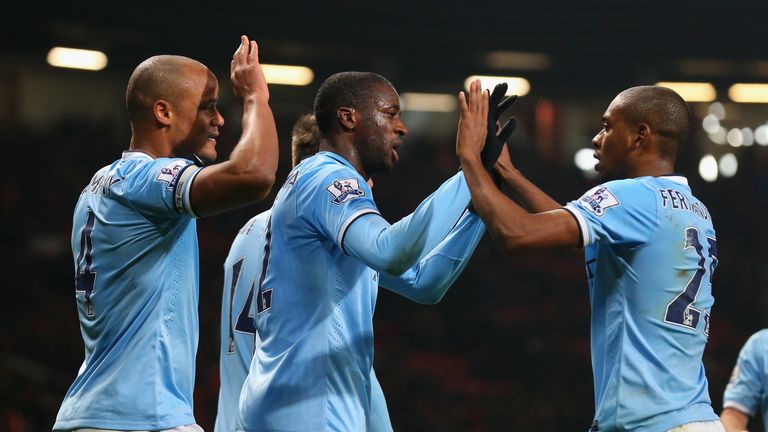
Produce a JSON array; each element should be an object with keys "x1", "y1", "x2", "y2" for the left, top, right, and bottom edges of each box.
[
  {"x1": 230, "y1": 35, "x2": 270, "y2": 101},
  {"x1": 456, "y1": 79, "x2": 489, "y2": 160},
  {"x1": 481, "y1": 83, "x2": 517, "y2": 170}
]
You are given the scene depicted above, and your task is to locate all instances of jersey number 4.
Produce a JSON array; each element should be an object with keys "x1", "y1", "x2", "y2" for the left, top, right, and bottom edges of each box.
[
  {"x1": 75, "y1": 209, "x2": 97, "y2": 317},
  {"x1": 663, "y1": 227, "x2": 718, "y2": 334}
]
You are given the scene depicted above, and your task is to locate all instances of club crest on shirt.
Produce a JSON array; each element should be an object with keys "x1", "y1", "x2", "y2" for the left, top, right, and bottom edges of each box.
[
  {"x1": 326, "y1": 178, "x2": 365, "y2": 205},
  {"x1": 579, "y1": 186, "x2": 619, "y2": 216},
  {"x1": 156, "y1": 160, "x2": 188, "y2": 189}
]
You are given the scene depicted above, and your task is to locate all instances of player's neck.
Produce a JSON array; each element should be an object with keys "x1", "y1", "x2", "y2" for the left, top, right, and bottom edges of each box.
[
  {"x1": 319, "y1": 140, "x2": 370, "y2": 180},
  {"x1": 128, "y1": 131, "x2": 172, "y2": 159}
]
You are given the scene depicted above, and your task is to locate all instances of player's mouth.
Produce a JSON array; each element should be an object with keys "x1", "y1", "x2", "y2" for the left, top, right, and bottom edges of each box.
[
  {"x1": 208, "y1": 131, "x2": 219, "y2": 145},
  {"x1": 391, "y1": 144, "x2": 400, "y2": 163}
]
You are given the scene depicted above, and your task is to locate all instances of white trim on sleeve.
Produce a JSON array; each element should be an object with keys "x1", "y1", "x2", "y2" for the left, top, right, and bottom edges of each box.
[
  {"x1": 564, "y1": 204, "x2": 590, "y2": 247},
  {"x1": 174, "y1": 165, "x2": 202, "y2": 218},
  {"x1": 337, "y1": 209, "x2": 380, "y2": 254}
]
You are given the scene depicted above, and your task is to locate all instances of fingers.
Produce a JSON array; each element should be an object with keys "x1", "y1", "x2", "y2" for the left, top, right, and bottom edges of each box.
[
  {"x1": 498, "y1": 117, "x2": 518, "y2": 143},
  {"x1": 490, "y1": 83, "x2": 508, "y2": 107},
  {"x1": 249, "y1": 40, "x2": 258, "y2": 64},
  {"x1": 497, "y1": 95, "x2": 518, "y2": 113},
  {"x1": 458, "y1": 91, "x2": 468, "y2": 115}
]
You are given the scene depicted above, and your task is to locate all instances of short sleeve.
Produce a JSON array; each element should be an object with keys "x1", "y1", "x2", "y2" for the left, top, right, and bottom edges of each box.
[
  {"x1": 113, "y1": 157, "x2": 202, "y2": 219},
  {"x1": 723, "y1": 330, "x2": 768, "y2": 416},
  {"x1": 564, "y1": 179, "x2": 657, "y2": 248},
  {"x1": 301, "y1": 166, "x2": 380, "y2": 251}
]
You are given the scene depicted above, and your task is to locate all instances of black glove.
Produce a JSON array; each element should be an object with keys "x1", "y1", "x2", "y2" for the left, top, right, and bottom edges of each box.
[{"x1": 481, "y1": 83, "x2": 518, "y2": 171}]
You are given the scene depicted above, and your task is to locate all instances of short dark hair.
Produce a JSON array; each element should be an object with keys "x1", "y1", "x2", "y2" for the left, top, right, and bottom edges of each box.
[
  {"x1": 615, "y1": 86, "x2": 691, "y2": 160},
  {"x1": 313, "y1": 71, "x2": 393, "y2": 136},
  {"x1": 291, "y1": 114, "x2": 322, "y2": 166},
  {"x1": 125, "y1": 55, "x2": 202, "y2": 126}
]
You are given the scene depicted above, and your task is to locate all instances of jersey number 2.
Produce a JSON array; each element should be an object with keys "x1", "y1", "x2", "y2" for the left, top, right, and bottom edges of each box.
[{"x1": 663, "y1": 227, "x2": 718, "y2": 333}]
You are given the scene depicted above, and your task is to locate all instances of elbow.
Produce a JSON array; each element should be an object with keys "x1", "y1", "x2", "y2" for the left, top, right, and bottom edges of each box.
[{"x1": 241, "y1": 169, "x2": 276, "y2": 202}]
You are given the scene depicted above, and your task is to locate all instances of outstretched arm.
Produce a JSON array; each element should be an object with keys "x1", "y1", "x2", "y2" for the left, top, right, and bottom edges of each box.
[
  {"x1": 342, "y1": 80, "x2": 488, "y2": 275},
  {"x1": 379, "y1": 210, "x2": 485, "y2": 304},
  {"x1": 456, "y1": 85, "x2": 580, "y2": 254},
  {"x1": 191, "y1": 35, "x2": 279, "y2": 216}
]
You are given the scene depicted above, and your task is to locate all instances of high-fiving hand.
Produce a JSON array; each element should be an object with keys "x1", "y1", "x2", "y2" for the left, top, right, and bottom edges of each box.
[
  {"x1": 230, "y1": 35, "x2": 270, "y2": 102},
  {"x1": 481, "y1": 83, "x2": 517, "y2": 171}
]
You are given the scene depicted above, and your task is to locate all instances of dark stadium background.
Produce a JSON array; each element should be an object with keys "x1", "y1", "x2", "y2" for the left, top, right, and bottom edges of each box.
[{"x1": 2, "y1": 1, "x2": 768, "y2": 430}]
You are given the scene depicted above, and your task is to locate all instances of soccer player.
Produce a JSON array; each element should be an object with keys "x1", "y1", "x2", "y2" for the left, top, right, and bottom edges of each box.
[
  {"x1": 458, "y1": 86, "x2": 723, "y2": 431},
  {"x1": 215, "y1": 114, "x2": 321, "y2": 432},
  {"x1": 721, "y1": 329, "x2": 768, "y2": 432},
  {"x1": 54, "y1": 35, "x2": 279, "y2": 432},
  {"x1": 235, "y1": 74, "x2": 490, "y2": 431}
]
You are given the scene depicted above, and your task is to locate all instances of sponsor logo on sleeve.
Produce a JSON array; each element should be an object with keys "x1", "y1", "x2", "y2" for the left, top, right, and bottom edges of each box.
[
  {"x1": 326, "y1": 178, "x2": 365, "y2": 205},
  {"x1": 156, "y1": 160, "x2": 189, "y2": 189},
  {"x1": 578, "y1": 186, "x2": 619, "y2": 216}
]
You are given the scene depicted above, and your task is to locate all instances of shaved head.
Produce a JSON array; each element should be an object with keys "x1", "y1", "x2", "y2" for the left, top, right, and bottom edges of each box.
[
  {"x1": 125, "y1": 55, "x2": 207, "y2": 126},
  {"x1": 612, "y1": 86, "x2": 691, "y2": 160}
]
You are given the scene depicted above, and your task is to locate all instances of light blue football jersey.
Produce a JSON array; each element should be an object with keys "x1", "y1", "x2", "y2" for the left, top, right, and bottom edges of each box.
[
  {"x1": 54, "y1": 151, "x2": 203, "y2": 431},
  {"x1": 237, "y1": 151, "x2": 471, "y2": 431},
  {"x1": 723, "y1": 329, "x2": 768, "y2": 431},
  {"x1": 215, "y1": 211, "x2": 271, "y2": 432},
  {"x1": 565, "y1": 175, "x2": 719, "y2": 431}
]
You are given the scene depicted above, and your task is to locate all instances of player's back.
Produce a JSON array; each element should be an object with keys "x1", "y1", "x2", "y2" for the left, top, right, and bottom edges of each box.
[
  {"x1": 570, "y1": 175, "x2": 719, "y2": 431},
  {"x1": 215, "y1": 211, "x2": 270, "y2": 432},
  {"x1": 55, "y1": 152, "x2": 201, "y2": 431},
  {"x1": 238, "y1": 152, "x2": 379, "y2": 431}
]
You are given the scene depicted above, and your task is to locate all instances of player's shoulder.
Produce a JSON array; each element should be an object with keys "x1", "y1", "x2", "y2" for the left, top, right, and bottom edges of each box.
[{"x1": 746, "y1": 329, "x2": 768, "y2": 348}]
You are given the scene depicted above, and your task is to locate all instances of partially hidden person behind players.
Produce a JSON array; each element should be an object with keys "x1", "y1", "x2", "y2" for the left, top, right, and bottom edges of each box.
[
  {"x1": 54, "y1": 35, "x2": 279, "y2": 432},
  {"x1": 458, "y1": 85, "x2": 722, "y2": 432},
  {"x1": 233, "y1": 74, "x2": 493, "y2": 431},
  {"x1": 721, "y1": 329, "x2": 768, "y2": 432}
]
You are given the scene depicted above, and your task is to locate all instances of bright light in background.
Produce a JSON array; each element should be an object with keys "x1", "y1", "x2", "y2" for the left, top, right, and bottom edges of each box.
[
  {"x1": 702, "y1": 114, "x2": 720, "y2": 134},
  {"x1": 708, "y1": 102, "x2": 726, "y2": 120},
  {"x1": 755, "y1": 124, "x2": 768, "y2": 145},
  {"x1": 485, "y1": 51, "x2": 551, "y2": 71},
  {"x1": 741, "y1": 127, "x2": 754, "y2": 146},
  {"x1": 401, "y1": 92, "x2": 457, "y2": 112},
  {"x1": 655, "y1": 82, "x2": 716, "y2": 102},
  {"x1": 698, "y1": 155, "x2": 718, "y2": 182},
  {"x1": 726, "y1": 128, "x2": 743, "y2": 147},
  {"x1": 47, "y1": 47, "x2": 108, "y2": 71},
  {"x1": 464, "y1": 75, "x2": 530, "y2": 96},
  {"x1": 574, "y1": 148, "x2": 595, "y2": 171},
  {"x1": 262, "y1": 64, "x2": 313, "y2": 86},
  {"x1": 719, "y1": 153, "x2": 738, "y2": 178},
  {"x1": 728, "y1": 83, "x2": 768, "y2": 103},
  {"x1": 708, "y1": 127, "x2": 727, "y2": 145}
]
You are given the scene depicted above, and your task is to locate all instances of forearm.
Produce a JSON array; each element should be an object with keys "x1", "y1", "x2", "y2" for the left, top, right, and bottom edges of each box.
[
  {"x1": 379, "y1": 212, "x2": 485, "y2": 304},
  {"x1": 720, "y1": 407, "x2": 749, "y2": 432},
  {"x1": 227, "y1": 95, "x2": 279, "y2": 194},
  {"x1": 344, "y1": 171, "x2": 471, "y2": 275},
  {"x1": 459, "y1": 152, "x2": 578, "y2": 253},
  {"x1": 495, "y1": 161, "x2": 561, "y2": 212}
]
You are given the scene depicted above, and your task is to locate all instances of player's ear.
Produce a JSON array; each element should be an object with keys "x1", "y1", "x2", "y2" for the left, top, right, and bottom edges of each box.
[
  {"x1": 337, "y1": 107, "x2": 356, "y2": 131},
  {"x1": 634, "y1": 122, "x2": 651, "y2": 150},
  {"x1": 154, "y1": 99, "x2": 172, "y2": 127}
]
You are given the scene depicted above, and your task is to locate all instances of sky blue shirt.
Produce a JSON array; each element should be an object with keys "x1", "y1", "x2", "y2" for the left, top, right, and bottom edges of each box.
[
  {"x1": 723, "y1": 329, "x2": 768, "y2": 431},
  {"x1": 236, "y1": 151, "x2": 473, "y2": 431},
  {"x1": 215, "y1": 211, "x2": 271, "y2": 432},
  {"x1": 565, "y1": 175, "x2": 719, "y2": 431},
  {"x1": 54, "y1": 151, "x2": 203, "y2": 431}
]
